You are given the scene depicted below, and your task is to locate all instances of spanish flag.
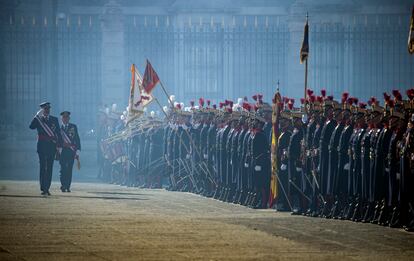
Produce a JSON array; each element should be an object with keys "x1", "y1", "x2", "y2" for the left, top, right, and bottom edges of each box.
[
  {"x1": 300, "y1": 17, "x2": 309, "y2": 63},
  {"x1": 409, "y1": 5, "x2": 414, "y2": 55},
  {"x1": 269, "y1": 90, "x2": 282, "y2": 208}
]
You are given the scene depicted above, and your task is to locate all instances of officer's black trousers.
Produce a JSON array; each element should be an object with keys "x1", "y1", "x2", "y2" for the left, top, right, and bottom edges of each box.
[
  {"x1": 38, "y1": 151, "x2": 55, "y2": 192},
  {"x1": 59, "y1": 149, "x2": 75, "y2": 190}
]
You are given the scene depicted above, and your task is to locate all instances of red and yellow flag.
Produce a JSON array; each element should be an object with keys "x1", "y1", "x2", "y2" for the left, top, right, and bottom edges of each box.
[
  {"x1": 142, "y1": 59, "x2": 160, "y2": 94},
  {"x1": 269, "y1": 90, "x2": 282, "y2": 208}
]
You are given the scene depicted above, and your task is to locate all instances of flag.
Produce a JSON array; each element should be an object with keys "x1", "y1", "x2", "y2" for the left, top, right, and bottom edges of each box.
[
  {"x1": 269, "y1": 90, "x2": 282, "y2": 208},
  {"x1": 142, "y1": 59, "x2": 160, "y2": 94},
  {"x1": 300, "y1": 18, "x2": 309, "y2": 63},
  {"x1": 127, "y1": 64, "x2": 153, "y2": 123},
  {"x1": 409, "y1": 5, "x2": 414, "y2": 55}
]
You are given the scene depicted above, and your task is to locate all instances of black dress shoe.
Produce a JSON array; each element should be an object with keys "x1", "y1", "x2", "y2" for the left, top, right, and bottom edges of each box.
[
  {"x1": 66, "y1": 189, "x2": 71, "y2": 193},
  {"x1": 41, "y1": 191, "x2": 47, "y2": 195},
  {"x1": 46, "y1": 191, "x2": 51, "y2": 196}
]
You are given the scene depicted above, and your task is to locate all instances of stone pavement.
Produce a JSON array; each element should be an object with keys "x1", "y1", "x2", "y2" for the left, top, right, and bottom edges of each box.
[{"x1": 0, "y1": 180, "x2": 413, "y2": 260}]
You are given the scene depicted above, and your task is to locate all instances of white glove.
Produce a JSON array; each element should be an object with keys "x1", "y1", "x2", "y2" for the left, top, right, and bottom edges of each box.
[
  {"x1": 396, "y1": 173, "x2": 401, "y2": 180},
  {"x1": 244, "y1": 163, "x2": 249, "y2": 168},
  {"x1": 281, "y1": 164, "x2": 287, "y2": 171},
  {"x1": 344, "y1": 163, "x2": 350, "y2": 171},
  {"x1": 296, "y1": 167, "x2": 302, "y2": 172},
  {"x1": 230, "y1": 160, "x2": 232, "y2": 165},
  {"x1": 203, "y1": 154, "x2": 208, "y2": 160},
  {"x1": 36, "y1": 109, "x2": 44, "y2": 117},
  {"x1": 186, "y1": 154, "x2": 190, "y2": 159},
  {"x1": 58, "y1": 147, "x2": 62, "y2": 154},
  {"x1": 76, "y1": 150, "x2": 80, "y2": 156},
  {"x1": 254, "y1": 165, "x2": 262, "y2": 171}
]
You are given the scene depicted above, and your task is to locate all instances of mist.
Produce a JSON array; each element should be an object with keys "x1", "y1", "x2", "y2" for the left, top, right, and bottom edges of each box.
[{"x1": 0, "y1": 0, "x2": 413, "y2": 180}]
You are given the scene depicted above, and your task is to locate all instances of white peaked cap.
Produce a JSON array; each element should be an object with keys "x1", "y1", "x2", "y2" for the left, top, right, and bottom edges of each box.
[
  {"x1": 150, "y1": 111, "x2": 155, "y2": 117},
  {"x1": 163, "y1": 106, "x2": 168, "y2": 112},
  {"x1": 237, "y1": 98, "x2": 243, "y2": 105},
  {"x1": 120, "y1": 115, "x2": 125, "y2": 120},
  {"x1": 105, "y1": 108, "x2": 110, "y2": 114},
  {"x1": 111, "y1": 103, "x2": 117, "y2": 111},
  {"x1": 170, "y1": 95, "x2": 176, "y2": 103}
]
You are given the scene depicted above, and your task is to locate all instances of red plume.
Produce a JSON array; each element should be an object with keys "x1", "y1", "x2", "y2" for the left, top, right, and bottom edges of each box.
[
  {"x1": 287, "y1": 102, "x2": 293, "y2": 110},
  {"x1": 342, "y1": 92, "x2": 349, "y2": 103},
  {"x1": 290, "y1": 98, "x2": 295, "y2": 104},
  {"x1": 219, "y1": 102, "x2": 224, "y2": 109},
  {"x1": 190, "y1": 101, "x2": 195, "y2": 107},
  {"x1": 359, "y1": 102, "x2": 367, "y2": 109},
  {"x1": 252, "y1": 95, "x2": 258, "y2": 101},
  {"x1": 258, "y1": 94, "x2": 263, "y2": 101},
  {"x1": 392, "y1": 89, "x2": 400, "y2": 98},
  {"x1": 406, "y1": 89, "x2": 414, "y2": 100},
  {"x1": 383, "y1": 93, "x2": 391, "y2": 103},
  {"x1": 321, "y1": 89, "x2": 326, "y2": 97},
  {"x1": 176, "y1": 103, "x2": 182, "y2": 110},
  {"x1": 207, "y1": 100, "x2": 211, "y2": 106},
  {"x1": 327, "y1": 95, "x2": 334, "y2": 101},
  {"x1": 388, "y1": 100, "x2": 395, "y2": 108},
  {"x1": 300, "y1": 98, "x2": 305, "y2": 104},
  {"x1": 198, "y1": 98, "x2": 204, "y2": 107},
  {"x1": 212, "y1": 104, "x2": 217, "y2": 109},
  {"x1": 227, "y1": 107, "x2": 233, "y2": 113},
  {"x1": 253, "y1": 105, "x2": 259, "y2": 112},
  {"x1": 229, "y1": 101, "x2": 234, "y2": 108},
  {"x1": 347, "y1": 98, "x2": 354, "y2": 105},
  {"x1": 307, "y1": 89, "x2": 314, "y2": 97}
]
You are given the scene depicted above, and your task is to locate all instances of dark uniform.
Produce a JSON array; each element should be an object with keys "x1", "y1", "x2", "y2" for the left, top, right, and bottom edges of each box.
[
  {"x1": 288, "y1": 125, "x2": 304, "y2": 213},
  {"x1": 59, "y1": 112, "x2": 81, "y2": 192},
  {"x1": 29, "y1": 102, "x2": 62, "y2": 195}
]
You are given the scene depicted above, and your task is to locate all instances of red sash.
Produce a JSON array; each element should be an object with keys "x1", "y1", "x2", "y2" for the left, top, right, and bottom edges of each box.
[{"x1": 61, "y1": 128, "x2": 76, "y2": 152}]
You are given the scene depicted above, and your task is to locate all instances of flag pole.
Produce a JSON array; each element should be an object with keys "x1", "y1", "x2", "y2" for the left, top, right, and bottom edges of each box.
[
  {"x1": 304, "y1": 13, "x2": 309, "y2": 114},
  {"x1": 159, "y1": 80, "x2": 175, "y2": 109}
]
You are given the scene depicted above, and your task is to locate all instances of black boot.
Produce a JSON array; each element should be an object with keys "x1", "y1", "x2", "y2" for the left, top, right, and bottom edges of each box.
[
  {"x1": 362, "y1": 202, "x2": 374, "y2": 223},
  {"x1": 389, "y1": 206, "x2": 401, "y2": 228},
  {"x1": 371, "y1": 201, "x2": 382, "y2": 224}
]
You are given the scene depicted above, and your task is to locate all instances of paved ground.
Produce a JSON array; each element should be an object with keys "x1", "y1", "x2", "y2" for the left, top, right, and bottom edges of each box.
[{"x1": 0, "y1": 181, "x2": 414, "y2": 260}]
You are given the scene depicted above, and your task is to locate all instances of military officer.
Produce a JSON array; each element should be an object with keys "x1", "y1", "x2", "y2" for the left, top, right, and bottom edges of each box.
[
  {"x1": 29, "y1": 102, "x2": 62, "y2": 195},
  {"x1": 59, "y1": 111, "x2": 81, "y2": 192}
]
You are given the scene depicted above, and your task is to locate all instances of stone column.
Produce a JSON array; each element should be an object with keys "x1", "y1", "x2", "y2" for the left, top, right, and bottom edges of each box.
[{"x1": 100, "y1": 0, "x2": 125, "y2": 106}]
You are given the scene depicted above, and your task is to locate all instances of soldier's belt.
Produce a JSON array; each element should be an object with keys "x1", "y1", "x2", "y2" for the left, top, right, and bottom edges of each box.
[{"x1": 38, "y1": 135, "x2": 57, "y2": 143}]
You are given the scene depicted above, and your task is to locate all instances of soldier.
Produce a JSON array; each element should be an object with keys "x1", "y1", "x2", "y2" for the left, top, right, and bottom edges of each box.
[
  {"x1": 304, "y1": 94, "x2": 324, "y2": 216},
  {"x1": 59, "y1": 111, "x2": 81, "y2": 192},
  {"x1": 251, "y1": 108, "x2": 271, "y2": 208},
  {"x1": 332, "y1": 98, "x2": 354, "y2": 218},
  {"x1": 399, "y1": 114, "x2": 414, "y2": 231},
  {"x1": 301, "y1": 92, "x2": 317, "y2": 215},
  {"x1": 275, "y1": 106, "x2": 293, "y2": 211},
  {"x1": 348, "y1": 102, "x2": 367, "y2": 221},
  {"x1": 361, "y1": 97, "x2": 383, "y2": 223},
  {"x1": 317, "y1": 92, "x2": 338, "y2": 217},
  {"x1": 206, "y1": 107, "x2": 218, "y2": 197},
  {"x1": 29, "y1": 102, "x2": 62, "y2": 196},
  {"x1": 325, "y1": 93, "x2": 347, "y2": 218},
  {"x1": 383, "y1": 95, "x2": 407, "y2": 227},
  {"x1": 286, "y1": 99, "x2": 305, "y2": 214}
]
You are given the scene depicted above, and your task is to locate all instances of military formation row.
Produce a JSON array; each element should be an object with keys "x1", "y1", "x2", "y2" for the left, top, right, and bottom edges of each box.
[{"x1": 98, "y1": 89, "x2": 414, "y2": 232}]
